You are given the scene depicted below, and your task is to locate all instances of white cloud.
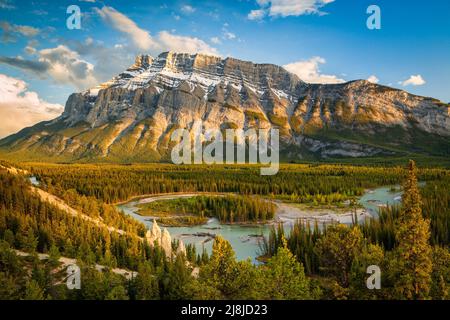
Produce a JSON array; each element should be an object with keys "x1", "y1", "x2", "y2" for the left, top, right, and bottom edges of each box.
[
  {"x1": 283, "y1": 56, "x2": 345, "y2": 84},
  {"x1": 0, "y1": 73, "x2": 63, "y2": 138},
  {"x1": 38, "y1": 45, "x2": 98, "y2": 90},
  {"x1": 0, "y1": 21, "x2": 40, "y2": 42},
  {"x1": 0, "y1": 44, "x2": 99, "y2": 90},
  {"x1": 95, "y1": 6, "x2": 158, "y2": 51},
  {"x1": 367, "y1": 75, "x2": 379, "y2": 84},
  {"x1": 221, "y1": 24, "x2": 237, "y2": 42},
  {"x1": 223, "y1": 32, "x2": 236, "y2": 40},
  {"x1": 399, "y1": 74, "x2": 426, "y2": 86},
  {"x1": 24, "y1": 45, "x2": 37, "y2": 55},
  {"x1": 95, "y1": 6, "x2": 219, "y2": 56},
  {"x1": 249, "y1": 0, "x2": 335, "y2": 19},
  {"x1": 248, "y1": 9, "x2": 266, "y2": 20},
  {"x1": 158, "y1": 31, "x2": 219, "y2": 56},
  {"x1": 181, "y1": 5, "x2": 196, "y2": 14},
  {"x1": 210, "y1": 37, "x2": 221, "y2": 44}
]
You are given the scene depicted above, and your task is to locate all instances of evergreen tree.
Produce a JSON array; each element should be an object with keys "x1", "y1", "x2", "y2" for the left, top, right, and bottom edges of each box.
[
  {"x1": 393, "y1": 160, "x2": 432, "y2": 300},
  {"x1": 261, "y1": 238, "x2": 313, "y2": 299},
  {"x1": 349, "y1": 243, "x2": 385, "y2": 299},
  {"x1": 199, "y1": 236, "x2": 258, "y2": 299},
  {"x1": 105, "y1": 285, "x2": 129, "y2": 300},
  {"x1": 315, "y1": 224, "x2": 363, "y2": 287},
  {"x1": 160, "y1": 254, "x2": 192, "y2": 299},
  {"x1": 134, "y1": 262, "x2": 159, "y2": 300},
  {"x1": 48, "y1": 244, "x2": 61, "y2": 269},
  {"x1": 429, "y1": 246, "x2": 449, "y2": 300},
  {"x1": 24, "y1": 280, "x2": 45, "y2": 300}
]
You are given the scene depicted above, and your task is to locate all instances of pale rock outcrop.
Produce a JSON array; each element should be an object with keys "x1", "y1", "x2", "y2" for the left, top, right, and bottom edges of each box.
[
  {"x1": 160, "y1": 228, "x2": 172, "y2": 257},
  {"x1": 176, "y1": 239, "x2": 187, "y2": 256},
  {"x1": 145, "y1": 220, "x2": 175, "y2": 258},
  {"x1": 145, "y1": 219, "x2": 162, "y2": 245}
]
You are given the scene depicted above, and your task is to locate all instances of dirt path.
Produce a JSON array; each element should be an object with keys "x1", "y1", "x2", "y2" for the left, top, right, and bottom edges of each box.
[
  {"x1": 31, "y1": 186, "x2": 133, "y2": 236},
  {"x1": 3, "y1": 165, "x2": 142, "y2": 240},
  {"x1": 15, "y1": 250, "x2": 137, "y2": 280}
]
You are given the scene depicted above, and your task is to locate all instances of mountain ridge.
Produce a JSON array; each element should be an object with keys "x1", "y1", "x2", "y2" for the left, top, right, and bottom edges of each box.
[{"x1": 1, "y1": 51, "x2": 449, "y2": 162}]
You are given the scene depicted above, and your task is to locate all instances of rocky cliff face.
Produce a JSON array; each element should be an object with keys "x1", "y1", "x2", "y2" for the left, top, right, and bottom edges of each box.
[{"x1": 1, "y1": 51, "x2": 449, "y2": 161}]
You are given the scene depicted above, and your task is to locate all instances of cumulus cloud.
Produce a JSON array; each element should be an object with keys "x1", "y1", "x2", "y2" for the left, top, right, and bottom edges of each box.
[
  {"x1": 38, "y1": 45, "x2": 98, "y2": 89},
  {"x1": 0, "y1": 45, "x2": 98, "y2": 90},
  {"x1": 248, "y1": 9, "x2": 266, "y2": 20},
  {"x1": 367, "y1": 75, "x2": 379, "y2": 84},
  {"x1": 95, "y1": 6, "x2": 219, "y2": 55},
  {"x1": 0, "y1": 21, "x2": 40, "y2": 43},
  {"x1": 283, "y1": 56, "x2": 345, "y2": 84},
  {"x1": 399, "y1": 74, "x2": 426, "y2": 86},
  {"x1": 0, "y1": 74, "x2": 63, "y2": 138},
  {"x1": 67, "y1": 37, "x2": 133, "y2": 83},
  {"x1": 94, "y1": 6, "x2": 158, "y2": 51},
  {"x1": 248, "y1": 0, "x2": 335, "y2": 19},
  {"x1": 158, "y1": 31, "x2": 219, "y2": 55}
]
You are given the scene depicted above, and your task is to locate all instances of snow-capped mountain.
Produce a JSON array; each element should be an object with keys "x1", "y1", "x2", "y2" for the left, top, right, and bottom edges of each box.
[{"x1": 1, "y1": 51, "x2": 449, "y2": 162}]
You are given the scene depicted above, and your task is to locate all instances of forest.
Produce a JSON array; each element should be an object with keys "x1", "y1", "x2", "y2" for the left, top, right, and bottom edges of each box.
[
  {"x1": 25, "y1": 162, "x2": 448, "y2": 204},
  {"x1": 0, "y1": 160, "x2": 449, "y2": 300},
  {"x1": 137, "y1": 195, "x2": 276, "y2": 225}
]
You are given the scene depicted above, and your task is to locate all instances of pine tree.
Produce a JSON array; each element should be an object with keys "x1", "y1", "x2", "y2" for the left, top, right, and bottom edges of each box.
[
  {"x1": 24, "y1": 280, "x2": 45, "y2": 300},
  {"x1": 134, "y1": 262, "x2": 159, "y2": 300},
  {"x1": 393, "y1": 160, "x2": 432, "y2": 299},
  {"x1": 315, "y1": 224, "x2": 363, "y2": 287},
  {"x1": 261, "y1": 238, "x2": 313, "y2": 299},
  {"x1": 105, "y1": 285, "x2": 129, "y2": 300},
  {"x1": 200, "y1": 236, "x2": 237, "y2": 297},
  {"x1": 48, "y1": 244, "x2": 61, "y2": 269},
  {"x1": 430, "y1": 246, "x2": 450, "y2": 300},
  {"x1": 199, "y1": 236, "x2": 258, "y2": 298}
]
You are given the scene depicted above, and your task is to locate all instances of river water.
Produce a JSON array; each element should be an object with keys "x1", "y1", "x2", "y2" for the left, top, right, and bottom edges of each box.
[{"x1": 117, "y1": 186, "x2": 403, "y2": 262}]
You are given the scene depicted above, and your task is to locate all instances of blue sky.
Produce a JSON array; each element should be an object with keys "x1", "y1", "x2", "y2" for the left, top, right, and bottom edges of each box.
[{"x1": 0, "y1": 0, "x2": 449, "y2": 136}]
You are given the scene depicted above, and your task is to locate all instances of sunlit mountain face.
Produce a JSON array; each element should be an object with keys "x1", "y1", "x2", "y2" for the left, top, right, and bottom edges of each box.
[{"x1": 0, "y1": 51, "x2": 449, "y2": 162}]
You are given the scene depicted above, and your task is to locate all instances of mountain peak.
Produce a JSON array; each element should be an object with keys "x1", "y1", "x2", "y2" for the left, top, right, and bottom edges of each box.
[
  {"x1": 84, "y1": 51, "x2": 302, "y2": 98},
  {"x1": 133, "y1": 54, "x2": 153, "y2": 69}
]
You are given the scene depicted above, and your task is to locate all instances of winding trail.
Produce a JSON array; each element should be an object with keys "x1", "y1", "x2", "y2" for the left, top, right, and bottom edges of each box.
[
  {"x1": 2, "y1": 164, "x2": 142, "y2": 240},
  {"x1": 30, "y1": 186, "x2": 132, "y2": 236},
  {"x1": 15, "y1": 250, "x2": 137, "y2": 280}
]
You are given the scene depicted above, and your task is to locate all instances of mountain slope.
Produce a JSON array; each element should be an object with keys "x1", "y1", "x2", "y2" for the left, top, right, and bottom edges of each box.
[{"x1": 1, "y1": 51, "x2": 449, "y2": 162}]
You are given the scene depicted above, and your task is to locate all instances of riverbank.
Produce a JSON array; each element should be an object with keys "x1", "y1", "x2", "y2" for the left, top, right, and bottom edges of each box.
[
  {"x1": 116, "y1": 185, "x2": 402, "y2": 262},
  {"x1": 128, "y1": 192, "x2": 368, "y2": 227}
]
